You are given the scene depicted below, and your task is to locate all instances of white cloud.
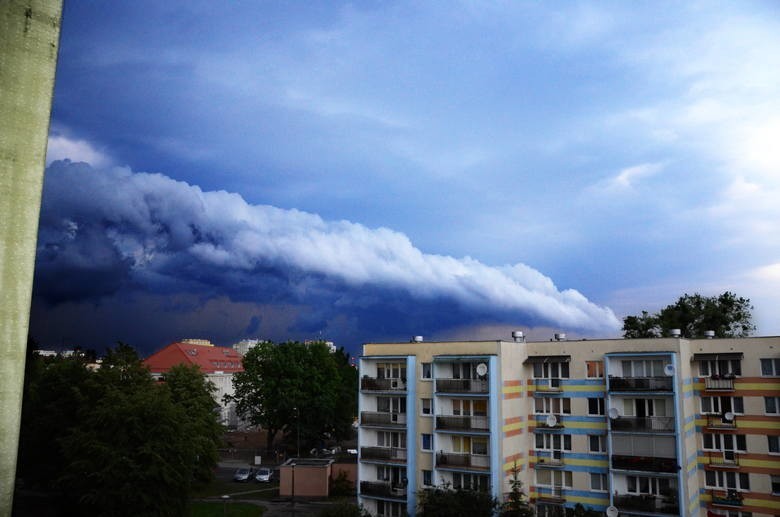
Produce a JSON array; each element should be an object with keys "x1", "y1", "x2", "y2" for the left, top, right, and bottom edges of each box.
[
  {"x1": 46, "y1": 133, "x2": 111, "y2": 168},
  {"x1": 41, "y1": 161, "x2": 622, "y2": 333}
]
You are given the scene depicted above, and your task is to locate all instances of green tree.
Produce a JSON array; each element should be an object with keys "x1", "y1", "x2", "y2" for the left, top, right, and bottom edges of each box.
[
  {"x1": 163, "y1": 363, "x2": 223, "y2": 485},
  {"x1": 331, "y1": 346, "x2": 358, "y2": 442},
  {"x1": 501, "y1": 463, "x2": 533, "y2": 517},
  {"x1": 417, "y1": 485, "x2": 499, "y2": 517},
  {"x1": 16, "y1": 342, "x2": 223, "y2": 516},
  {"x1": 623, "y1": 291, "x2": 755, "y2": 339},
  {"x1": 230, "y1": 341, "x2": 345, "y2": 454}
]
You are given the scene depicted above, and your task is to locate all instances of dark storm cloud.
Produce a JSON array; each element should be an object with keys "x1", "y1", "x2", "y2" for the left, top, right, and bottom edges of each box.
[{"x1": 32, "y1": 161, "x2": 619, "y2": 347}]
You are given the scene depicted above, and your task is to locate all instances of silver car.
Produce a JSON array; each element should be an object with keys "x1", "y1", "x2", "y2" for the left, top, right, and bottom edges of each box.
[
  {"x1": 254, "y1": 467, "x2": 273, "y2": 483},
  {"x1": 233, "y1": 467, "x2": 253, "y2": 482}
]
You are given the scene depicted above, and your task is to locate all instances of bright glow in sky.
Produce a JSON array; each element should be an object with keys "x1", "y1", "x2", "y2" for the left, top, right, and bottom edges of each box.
[{"x1": 33, "y1": 1, "x2": 780, "y2": 354}]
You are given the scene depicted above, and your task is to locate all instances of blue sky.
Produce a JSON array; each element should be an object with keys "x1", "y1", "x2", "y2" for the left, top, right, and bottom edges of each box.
[{"x1": 33, "y1": 1, "x2": 780, "y2": 355}]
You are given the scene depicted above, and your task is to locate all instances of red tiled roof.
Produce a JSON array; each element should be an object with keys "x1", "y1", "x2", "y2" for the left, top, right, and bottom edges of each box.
[{"x1": 144, "y1": 342, "x2": 244, "y2": 375}]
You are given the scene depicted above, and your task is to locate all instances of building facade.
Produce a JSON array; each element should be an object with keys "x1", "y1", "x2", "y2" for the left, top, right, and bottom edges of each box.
[
  {"x1": 144, "y1": 340, "x2": 245, "y2": 428},
  {"x1": 357, "y1": 335, "x2": 780, "y2": 517}
]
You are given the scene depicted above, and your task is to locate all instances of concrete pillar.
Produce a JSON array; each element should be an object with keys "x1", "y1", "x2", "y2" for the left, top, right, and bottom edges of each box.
[{"x1": 0, "y1": 1, "x2": 63, "y2": 514}]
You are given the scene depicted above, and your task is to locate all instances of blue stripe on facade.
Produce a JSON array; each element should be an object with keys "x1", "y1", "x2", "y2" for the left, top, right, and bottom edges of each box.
[
  {"x1": 406, "y1": 355, "x2": 416, "y2": 516},
  {"x1": 489, "y1": 355, "x2": 501, "y2": 504}
]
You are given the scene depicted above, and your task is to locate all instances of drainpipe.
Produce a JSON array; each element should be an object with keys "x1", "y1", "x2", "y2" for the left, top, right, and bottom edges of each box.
[{"x1": 0, "y1": 1, "x2": 63, "y2": 514}]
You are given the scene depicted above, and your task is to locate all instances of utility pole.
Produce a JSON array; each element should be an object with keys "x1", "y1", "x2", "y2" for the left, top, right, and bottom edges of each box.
[{"x1": 0, "y1": 1, "x2": 63, "y2": 515}]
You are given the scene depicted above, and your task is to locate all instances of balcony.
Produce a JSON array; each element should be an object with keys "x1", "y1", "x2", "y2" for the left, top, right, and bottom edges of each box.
[
  {"x1": 360, "y1": 481, "x2": 406, "y2": 500},
  {"x1": 361, "y1": 377, "x2": 406, "y2": 392},
  {"x1": 609, "y1": 376, "x2": 673, "y2": 392},
  {"x1": 706, "y1": 415, "x2": 737, "y2": 429},
  {"x1": 361, "y1": 411, "x2": 407, "y2": 428},
  {"x1": 710, "y1": 489, "x2": 743, "y2": 507},
  {"x1": 435, "y1": 452, "x2": 490, "y2": 470},
  {"x1": 435, "y1": 415, "x2": 489, "y2": 432},
  {"x1": 535, "y1": 450, "x2": 564, "y2": 467},
  {"x1": 611, "y1": 454, "x2": 678, "y2": 473},
  {"x1": 435, "y1": 378, "x2": 489, "y2": 394},
  {"x1": 611, "y1": 416, "x2": 675, "y2": 433},
  {"x1": 704, "y1": 376, "x2": 735, "y2": 391},
  {"x1": 534, "y1": 378, "x2": 563, "y2": 392},
  {"x1": 360, "y1": 446, "x2": 407, "y2": 463},
  {"x1": 705, "y1": 450, "x2": 739, "y2": 468},
  {"x1": 536, "y1": 486, "x2": 566, "y2": 504},
  {"x1": 614, "y1": 494, "x2": 679, "y2": 515}
]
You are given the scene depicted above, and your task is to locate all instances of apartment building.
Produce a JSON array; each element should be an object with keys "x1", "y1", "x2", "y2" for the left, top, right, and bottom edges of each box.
[{"x1": 356, "y1": 334, "x2": 780, "y2": 517}]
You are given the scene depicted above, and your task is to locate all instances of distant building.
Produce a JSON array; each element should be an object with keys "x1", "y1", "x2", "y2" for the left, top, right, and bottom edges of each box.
[
  {"x1": 232, "y1": 338, "x2": 268, "y2": 356},
  {"x1": 304, "y1": 339, "x2": 337, "y2": 353},
  {"x1": 144, "y1": 341, "x2": 245, "y2": 429},
  {"x1": 357, "y1": 334, "x2": 780, "y2": 517}
]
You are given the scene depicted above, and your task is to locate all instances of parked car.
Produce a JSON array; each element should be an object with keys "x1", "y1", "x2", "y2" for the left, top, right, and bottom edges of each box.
[
  {"x1": 233, "y1": 467, "x2": 254, "y2": 482},
  {"x1": 254, "y1": 467, "x2": 273, "y2": 483}
]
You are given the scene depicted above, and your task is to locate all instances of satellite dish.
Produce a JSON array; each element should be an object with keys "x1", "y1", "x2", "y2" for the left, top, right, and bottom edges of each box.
[
  {"x1": 664, "y1": 364, "x2": 675, "y2": 376},
  {"x1": 608, "y1": 408, "x2": 620, "y2": 420},
  {"x1": 546, "y1": 414, "x2": 558, "y2": 427},
  {"x1": 476, "y1": 363, "x2": 488, "y2": 377},
  {"x1": 606, "y1": 506, "x2": 619, "y2": 517},
  {"x1": 724, "y1": 412, "x2": 735, "y2": 422}
]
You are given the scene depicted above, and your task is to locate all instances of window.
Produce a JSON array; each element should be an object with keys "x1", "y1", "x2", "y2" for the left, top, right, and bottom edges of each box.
[
  {"x1": 453, "y1": 399, "x2": 487, "y2": 416},
  {"x1": 761, "y1": 358, "x2": 780, "y2": 376},
  {"x1": 590, "y1": 473, "x2": 608, "y2": 491},
  {"x1": 769, "y1": 436, "x2": 780, "y2": 454},
  {"x1": 422, "y1": 470, "x2": 433, "y2": 487},
  {"x1": 627, "y1": 476, "x2": 673, "y2": 495},
  {"x1": 772, "y1": 475, "x2": 780, "y2": 495},
  {"x1": 535, "y1": 397, "x2": 571, "y2": 414},
  {"x1": 535, "y1": 433, "x2": 572, "y2": 451},
  {"x1": 377, "y1": 431, "x2": 405, "y2": 448},
  {"x1": 452, "y1": 472, "x2": 489, "y2": 491},
  {"x1": 533, "y1": 361, "x2": 570, "y2": 379},
  {"x1": 421, "y1": 362, "x2": 432, "y2": 379},
  {"x1": 702, "y1": 433, "x2": 746, "y2": 452},
  {"x1": 701, "y1": 396, "x2": 744, "y2": 414},
  {"x1": 586, "y1": 361, "x2": 604, "y2": 378},
  {"x1": 377, "y1": 396, "x2": 405, "y2": 414},
  {"x1": 705, "y1": 470, "x2": 750, "y2": 491},
  {"x1": 700, "y1": 359, "x2": 741, "y2": 377},
  {"x1": 421, "y1": 398, "x2": 432, "y2": 416},
  {"x1": 588, "y1": 398, "x2": 605, "y2": 415},
  {"x1": 378, "y1": 362, "x2": 407, "y2": 380},
  {"x1": 376, "y1": 501, "x2": 405, "y2": 517},
  {"x1": 589, "y1": 435, "x2": 607, "y2": 453},
  {"x1": 536, "y1": 469, "x2": 573, "y2": 488},
  {"x1": 622, "y1": 359, "x2": 664, "y2": 377},
  {"x1": 421, "y1": 434, "x2": 432, "y2": 451},
  {"x1": 765, "y1": 397, "x2": 780, "y2": 415}
]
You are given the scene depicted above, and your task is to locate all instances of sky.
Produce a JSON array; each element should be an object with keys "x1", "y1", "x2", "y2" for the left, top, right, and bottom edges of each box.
[{"x1": 32, "y1": 0, "x2": 780, "y2": 357}]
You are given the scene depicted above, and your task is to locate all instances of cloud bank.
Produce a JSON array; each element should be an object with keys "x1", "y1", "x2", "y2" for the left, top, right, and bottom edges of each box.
[{"x1": 33, "y1": 160, "x2": 619, "y2": 350}]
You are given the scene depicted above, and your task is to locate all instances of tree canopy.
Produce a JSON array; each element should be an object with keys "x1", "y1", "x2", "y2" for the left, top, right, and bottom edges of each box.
[
  {"x1": 623, "y1": 291, "x2": 755, "y2": 339},
  {"x1": 230, "y1": 341, "x2": 357, "y2": 454},
  {"x1": 417, "y1": 485, "x2": 499, "y2": 517},
  {"x1": 16, "y1": 342, "x2": 222, "y2": 516}
]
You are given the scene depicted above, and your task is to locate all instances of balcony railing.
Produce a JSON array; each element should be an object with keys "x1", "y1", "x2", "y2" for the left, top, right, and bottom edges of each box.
[
  {"x1": 611, "y1": 454, "x2": 678, "y2": 473},
  {"x1": 360, "y1": 481, "x2": 406, "y2": 499},
  {"x1": 536, "y1": 486, "x2": 566, "y2": 503},
  {"x1": 710, "y1": 489, "x2": 743, "y2": 507},
  {"x1": 706, "y1": 415, "x2": 737, "y2": 429},
  {"x1": 360, "y1": 446, "x2": 407, "y2": 462},
  {"x1": 435, "y1": 378, "x2": 489, "y2": 394},
  {"x1": 435, "y1": 452, "x2": 490, "y2": 470},
  {"x1": 611, "y1": 416, "x2": 675, "y2": 433},
  {"x1": 706, "y1": 450, "x2": 739, "y2": 467},
  {"x1": 614, "y1": 494, "x2": 679, "y2": 515},
  {"x1": 609, "y1": 376, "x2": 673, "y2": 392},
  {"x1": 361, "y1": 377, "x2": 406, "y2": 392},
  {"x1": 704, "y1": 377, "x2": 735, "y2": 391},
  {"x1": 535, "y1": 450, "x2": 564, "y2": 467},
  {"x1": 435, "y1": 415, "x2": 489, "y2": 432},
  {"x1": 361, "y1": 411, "x2": 407, "y2": 427}
]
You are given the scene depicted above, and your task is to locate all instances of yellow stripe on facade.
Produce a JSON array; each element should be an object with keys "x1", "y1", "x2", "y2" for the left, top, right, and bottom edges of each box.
[
  {"x1": 744, "y1": 497, "x2": 780, "y2": 510},
  {"x1": 564, "y1": 495, "x2": 610, "y2": 506},
  {"x1": 503, "y1": 459, "x2": 527, "y2": 471},
  {"x1": 502, "y1": 385, "x2": 524, "y2": 395},
  {"x1": 502, "y1": 422, "x2": 524, "y2": 433}
]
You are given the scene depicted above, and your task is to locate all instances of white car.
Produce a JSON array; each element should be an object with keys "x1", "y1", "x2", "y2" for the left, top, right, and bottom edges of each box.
[
  {"x1": 254, "y1": 467, "x2": 273, "y2": 483},
  {"x1": 233, "y1": 468, "x2": 253, "y2": 482}
]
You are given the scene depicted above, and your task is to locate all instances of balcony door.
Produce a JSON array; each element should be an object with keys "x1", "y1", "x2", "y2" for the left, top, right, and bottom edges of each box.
[
  {"x1": 452, "y1": 399, "x2": 487, "y2": 417},
  {"x1": 378, "y1": 363, "x2": 406, "y2": 380},
  {"x1": 377, "y1": 430, "x2": 405, "y2": 449},
  {"x1": 624, "y1": 398, "x2": 667, "y2": 418},
  {"x1": 376, "y1": 465, "x2": 405, "y2": 486},
  {"x1": 377, "y1": 396, "x2": 406, "y2": 415}
]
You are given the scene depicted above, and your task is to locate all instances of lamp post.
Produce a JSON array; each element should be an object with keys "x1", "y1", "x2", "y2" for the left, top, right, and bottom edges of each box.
[{"x1": 221, "y1": 494, "x2": 229, "y2": 517}]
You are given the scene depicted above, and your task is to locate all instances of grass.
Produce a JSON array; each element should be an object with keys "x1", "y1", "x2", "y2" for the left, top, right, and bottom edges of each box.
[{"x1": 189, "y1": 501, "x2": 265, "y2": 517}]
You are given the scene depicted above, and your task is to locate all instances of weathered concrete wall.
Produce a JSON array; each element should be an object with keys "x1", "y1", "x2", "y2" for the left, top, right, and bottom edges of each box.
[{"x1": 0, "y1": 1, "x2": 63, "y2": 514}]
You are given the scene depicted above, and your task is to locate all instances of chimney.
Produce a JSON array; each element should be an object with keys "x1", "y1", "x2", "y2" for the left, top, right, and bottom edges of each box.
[
  {"x1": 554, "y1": 333, "x2": 567, "y2": 341},
  {"x1": 412, "y1": 336, "x2": 423, "y2": 343},
  {"x1": 511, "y1": 330, "x2": 525, "y2": 343},
  {"x1": 669, "y1": 329, "x2": 681, "y2": 338},
  {"x1": 704, "y1": 330, "x2": 715, "y2": 339}
]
